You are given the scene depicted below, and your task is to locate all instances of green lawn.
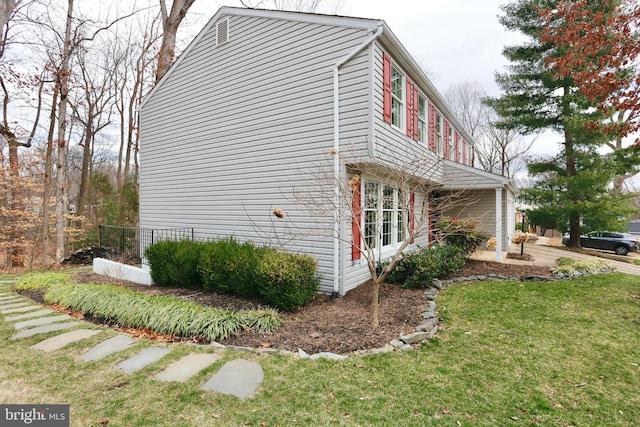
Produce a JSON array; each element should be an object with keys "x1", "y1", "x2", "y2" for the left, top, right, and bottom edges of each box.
[{"x1": 1, "y1": 273, "x2": 639, "y2": 426}]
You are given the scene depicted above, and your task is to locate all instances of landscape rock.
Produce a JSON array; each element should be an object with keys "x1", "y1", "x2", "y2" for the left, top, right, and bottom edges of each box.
[{"x1": 400, "y1": 331, "x2": 429, "y2": 344}]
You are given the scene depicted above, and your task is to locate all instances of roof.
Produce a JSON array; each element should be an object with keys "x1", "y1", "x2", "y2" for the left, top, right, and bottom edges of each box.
[
  {"x1": 141, "y1": 7, "x2": 477, "y2": 147},
  {"x1": 440, "y1": 160, "x2": 518, "y2": 193}
]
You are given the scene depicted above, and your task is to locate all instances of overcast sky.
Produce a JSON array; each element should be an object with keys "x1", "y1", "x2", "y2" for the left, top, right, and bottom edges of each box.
[{"x1": 181, "y1": 0, "x2": 559, "y2": 157}]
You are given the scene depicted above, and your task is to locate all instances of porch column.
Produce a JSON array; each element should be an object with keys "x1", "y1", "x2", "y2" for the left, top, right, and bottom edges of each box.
[{"x1": 495, "y1": 188, "x2": 502, "y2": 262}]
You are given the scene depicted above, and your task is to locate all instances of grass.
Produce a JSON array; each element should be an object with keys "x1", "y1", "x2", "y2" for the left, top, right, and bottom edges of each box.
[{"x1": 0, "y1": 273, "x2": 639, "y2": 426}]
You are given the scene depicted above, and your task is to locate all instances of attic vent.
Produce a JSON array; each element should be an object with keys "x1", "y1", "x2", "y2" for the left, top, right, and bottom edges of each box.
[{"x1": 216, "y1": 18, "x2": 229, "y2": 46}]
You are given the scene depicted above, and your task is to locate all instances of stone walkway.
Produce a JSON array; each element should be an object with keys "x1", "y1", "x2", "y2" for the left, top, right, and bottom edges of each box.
[{"x1": 0, "y1": 280, "x2": 264, "y2": 399}]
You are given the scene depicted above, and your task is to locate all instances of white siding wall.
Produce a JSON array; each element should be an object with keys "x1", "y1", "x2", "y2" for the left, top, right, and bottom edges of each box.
[
  {"x1": 140, "y1": 14, "x2": 374, "y2": 293},
  {"x1": 370, "y1": 44, "x2": 444, "y2": 183},
  {"x1": 443, "y1": 190, "x2": 497, "y2": 239}
]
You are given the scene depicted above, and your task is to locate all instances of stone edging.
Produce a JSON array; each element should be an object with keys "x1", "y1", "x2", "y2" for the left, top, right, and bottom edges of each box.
[{"x1": 286, "y1": 270, "x2": 608, "y2": 360}]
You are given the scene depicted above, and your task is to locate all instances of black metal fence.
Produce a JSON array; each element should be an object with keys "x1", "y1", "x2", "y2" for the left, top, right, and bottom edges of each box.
[{"x1": 98, "y1": 225, "x2": 194, "y2": 265}]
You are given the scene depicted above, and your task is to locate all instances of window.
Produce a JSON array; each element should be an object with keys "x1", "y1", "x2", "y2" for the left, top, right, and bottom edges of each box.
[
  {"x1": 362, "y1": 180, "x2": 409, "y2": 252},
  {"x1": 363, "y1": 181, "x2": 379, "y2": 249},
  {"x1": 391, "y1": 66, "x2": 403, "y2": 128},
  {"x1": 436, "y1": 113, "x2": 443, "y2": 155},
  {"x1": 418, "y1": 95, "x2": 427, "y2": 143}
]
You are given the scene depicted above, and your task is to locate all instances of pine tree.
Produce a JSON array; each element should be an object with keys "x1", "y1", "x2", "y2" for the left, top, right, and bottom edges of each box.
[{"x1": 487, "y1": 0, "x2": 639, "y2": 247}]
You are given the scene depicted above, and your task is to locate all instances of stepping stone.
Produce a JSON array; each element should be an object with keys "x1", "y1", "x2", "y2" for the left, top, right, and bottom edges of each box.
[
  {"x1": 0, "y1": 295, "x2": 22, "y2": 302},
  {"x1": 1, "y1": 305, "x2": 42, "y2": 315},
  {"x1": 0, "y1": 301, "x2": 30, "y2": 309},
  {"x1": 154, "y1": 353, "x2": 221, "y2": 383},
  {"x1": 202, "y1": 359, "x2": 264, "y2": 398},
  {"x1": 115, "y1": 347, "x2": 172, "y2": 374},
  {"x1": 80, "y1": 335, "x2": 136, "y2": 362},
  {"x1": 10, "y1": 321, "x2": 81, "y2": 340},
  {"x1": 32, "y1": 329, "x2": 102, "y2": 352},
  {"x1": 5, "y1": 309, "x2": 54, "y2": 321},
  {"x1": 13, "y1": 314, "x2": 72, "y2": 330}
]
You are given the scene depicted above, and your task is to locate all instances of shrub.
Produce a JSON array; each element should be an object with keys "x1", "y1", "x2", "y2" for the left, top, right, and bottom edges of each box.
[
  {"x1": 146, "y1": 239, "x2": 203, "y2": 287},
  {"x1": 13, "y1": 272, "x2": 71, "y2": 291},
  {"x1": 197, "y1": 237, "x2": 265, "y2": 296},
  {"x1": 436, "y1": 216, "x2": 489, "y2": 257},
  {"x1": 44, "y1": 282, "x2": 282, "y2": 342},
  {"x1": 256, "y1": 249, "x2": 321, "y2": 312},
  {"x1": 387, "y1": 245, "x2": 465, "y2": 289},
  {"x1": 553, "y1": 258, "x2": 615, "y2": 275}
]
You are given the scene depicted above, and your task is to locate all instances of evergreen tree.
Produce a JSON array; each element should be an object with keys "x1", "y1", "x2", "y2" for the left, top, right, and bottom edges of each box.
[{"x1": 488, "y1": 0, "x2": 639, "y2": 247}]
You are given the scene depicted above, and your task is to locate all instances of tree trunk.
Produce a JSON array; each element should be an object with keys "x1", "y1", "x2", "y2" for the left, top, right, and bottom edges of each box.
[
  {"x1": 563, "y1": 86, "x2": 581, "y2": 248},
  {"x1": 41, "y1": 85, "x2": 58, "y2": 267},
  {"x1": 371, "y1": 278, "x2": 381, "y2": 328},
  {"x1": 156, "y1": 0, "x2": 197, "y2": 83},
  {"x1": 76, "y1": 110, "x2": 93, "y2": 218},
  {"x1": 55, "y1": 0, "x2": 74, "y2": 263}
]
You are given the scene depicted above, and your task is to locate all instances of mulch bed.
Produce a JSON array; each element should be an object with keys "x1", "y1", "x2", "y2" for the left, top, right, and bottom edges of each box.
[{"x1": 25, "y1": 260, "x2": 553, "y2": 355}]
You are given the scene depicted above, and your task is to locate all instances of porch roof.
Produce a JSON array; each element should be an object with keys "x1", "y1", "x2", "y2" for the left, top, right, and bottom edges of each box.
[{"x1": 440, "y1": 161, "x2": 518, "y2": 193}]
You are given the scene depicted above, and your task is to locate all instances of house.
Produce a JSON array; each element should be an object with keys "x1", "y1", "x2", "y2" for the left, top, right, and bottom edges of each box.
[{"x1": 139, "y1": 7, "x2": 517, "y2": 295}]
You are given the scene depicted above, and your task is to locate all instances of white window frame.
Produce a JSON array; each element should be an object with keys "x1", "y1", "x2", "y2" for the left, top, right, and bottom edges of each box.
[
  {"x1": 417, "y1": 94, "x2": 427, "y2": 144},
  {"x1": 362, "y1": 178, "x2": 408, "y2": 258},
  {"x1": 390, "y1": 65, "x2": 404, "y2": 130}
]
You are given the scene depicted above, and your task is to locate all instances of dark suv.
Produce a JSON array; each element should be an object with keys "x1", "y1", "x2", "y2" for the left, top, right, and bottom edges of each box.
[{"x1": 562, "y1": 232, "x2": 639, "y2": 255}]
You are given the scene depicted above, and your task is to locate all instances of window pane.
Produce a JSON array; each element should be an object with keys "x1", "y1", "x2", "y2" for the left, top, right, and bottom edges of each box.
[
  {"x1": 382, "y1": 211, "x2": 393, "y2": 246},
  {"x1": 364, "y1": 181, "x2": 379, "y2": 249},
  {"x1": 391, "y1": 67, "x2": 403, "y2": 128},
  {"x1": 418, "y1": 95, "x2": 426, "y2": 142}
]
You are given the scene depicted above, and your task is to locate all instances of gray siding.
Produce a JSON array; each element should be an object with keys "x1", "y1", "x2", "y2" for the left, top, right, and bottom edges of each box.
[{"x1": 140, "y1": 14, "x2": 374, "y2": 293}]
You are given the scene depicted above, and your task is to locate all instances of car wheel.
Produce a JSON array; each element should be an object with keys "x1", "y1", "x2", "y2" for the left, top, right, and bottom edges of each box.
[{"x1": 614, "y1": 245, "x2": 629, "y2": 256}]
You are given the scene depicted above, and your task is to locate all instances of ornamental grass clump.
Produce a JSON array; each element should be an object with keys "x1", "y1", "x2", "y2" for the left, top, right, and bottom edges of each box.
[
  {"x1": 43, "y1": 283, "x2": 282, "y2": 341},
  {"x1": 13, "y1": 272, "x2": 71, "y2": 291},
  {"x1": 553, "y1": 258, "x2": 615, "y2": 276}
]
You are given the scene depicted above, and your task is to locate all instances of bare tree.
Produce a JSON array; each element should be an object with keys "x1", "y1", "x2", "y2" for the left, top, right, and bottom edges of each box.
[
  {"x1": 0, "y1": 0, "x2": 20, "y2": 54},
  {"x1": 70, "y1": 45, "x2": 117, "y2": 219},
  {"x1": 293, "y1": 146, "x2": 468, "y2": 327},
  {"x1": 445, "y1": 80, "x2": 531, "y2": 178},
  {"x1": 156, "y1": 0, "x2": 197, "y2": 83},
  {"x1": 477, "y1": 109, "x2": 532, "y2": 178}
]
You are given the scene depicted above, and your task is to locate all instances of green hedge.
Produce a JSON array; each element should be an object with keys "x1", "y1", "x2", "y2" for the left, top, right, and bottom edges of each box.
[
  {"x1": 197, "y1": 237, "x2": 266, "y2": 297},
  {"x1": 256, "y1": 250, "x2": 321, "y2": 312},
  {"x1": 146, "y1": 239, "x2": 204, "y2": 287},
  {"x1": 145, "y1": 237, "x2": 322, "y2": 311},
  {"x1": 387, "y1": 245, "x2": 465, "y2": 288}
]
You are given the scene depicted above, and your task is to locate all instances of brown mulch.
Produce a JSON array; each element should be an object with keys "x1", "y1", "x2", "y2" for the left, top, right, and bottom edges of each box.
[{"x1": 51, "y1": 260, "x2": 552, "y2": 355}]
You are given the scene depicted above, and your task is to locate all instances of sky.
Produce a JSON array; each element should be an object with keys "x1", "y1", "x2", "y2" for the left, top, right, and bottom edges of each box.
[{"x1": 178, "y1": 0, "x2": 561, "y2": 157}]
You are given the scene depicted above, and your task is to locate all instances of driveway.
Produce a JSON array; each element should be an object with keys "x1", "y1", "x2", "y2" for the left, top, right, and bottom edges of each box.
[{"x1": 507, "y1": 240, "x2": 640, "y2": 276}]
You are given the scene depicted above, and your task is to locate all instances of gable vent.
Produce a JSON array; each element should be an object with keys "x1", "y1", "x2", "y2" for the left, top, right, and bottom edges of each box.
[{"x1": 216, "y1": 18, "x2": 229, "y2": 46}]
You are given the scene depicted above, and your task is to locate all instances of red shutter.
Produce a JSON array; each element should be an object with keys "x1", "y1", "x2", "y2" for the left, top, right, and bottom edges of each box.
[
  {"x1": 443, "y1": 120, "x2": 450, "y2": 159},
  {"x1": 406, "y1": 79, "x2": 414, "y2": 138},
  {"x1": 351, "y1": 181, "x2": 362, "y2": 261},
  {"x1": 428, "y1": 103, "x2": 437, "y2": 152},
  {"x1": 383, "y1": 53, "x2": 392, "y2": 124},
  {"x1": 409, "y1": 192, "x2": 415, "y2": 244},
  {"x1": 413, "y1": 86, "x2": 419, "y2": 140},
  {"x1": 454, "y1": 132, "x2": 460, "y2": 162},
  {"x1": 462, "y1": 140, "x2": 468, "y2": 165}
]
